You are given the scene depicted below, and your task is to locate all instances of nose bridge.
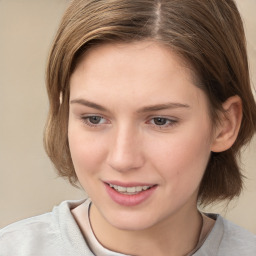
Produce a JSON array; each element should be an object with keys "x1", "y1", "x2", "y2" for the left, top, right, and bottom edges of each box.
[{"x1": 107, "y1": 122, "x2": 144, "y2": 172}]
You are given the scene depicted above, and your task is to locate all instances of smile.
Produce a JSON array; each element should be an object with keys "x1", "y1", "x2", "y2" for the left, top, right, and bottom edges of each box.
[
  {"x1": 104, "y1": 182, "x2": 157, "y2": 206},
  {"x1": 108, "y1": 183, "x2": 154, "y2": 195}
]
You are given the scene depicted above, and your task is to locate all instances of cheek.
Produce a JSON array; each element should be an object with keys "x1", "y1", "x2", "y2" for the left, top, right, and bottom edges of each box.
[
  {"x1": 68, "y1": 125, "x2": 106, "y2": 179},
  {"x1": 148, "y1": 126, "x2": 212, "y2": 189}
]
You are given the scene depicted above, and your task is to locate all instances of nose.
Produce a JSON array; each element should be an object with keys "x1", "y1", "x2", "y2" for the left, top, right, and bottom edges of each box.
[{"x1": 107, "y1": 125, "x2": 145, "y2": 172}]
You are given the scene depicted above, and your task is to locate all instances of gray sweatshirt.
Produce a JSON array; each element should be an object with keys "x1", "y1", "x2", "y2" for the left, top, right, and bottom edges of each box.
[{"x1": 0, "y1": 199, "x2": 256, "y2": 256}]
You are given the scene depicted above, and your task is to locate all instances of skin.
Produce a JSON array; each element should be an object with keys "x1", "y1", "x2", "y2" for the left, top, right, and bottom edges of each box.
[{"x1": 68, "y1": 41, "x2": 242, "y2": 256}]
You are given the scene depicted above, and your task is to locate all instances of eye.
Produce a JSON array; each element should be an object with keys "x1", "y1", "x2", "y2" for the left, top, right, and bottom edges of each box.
[
  {"x1": 81, "y1": 115, "x2": 108, "y2": 127},
  {"x1": 147, "y1": 116, "x2": 178, "y2": 128},
  {"x1": 153, "y1": 117, "x2": 169, "y2": 126},
  {"x1": 88, "y1": 116, "x2": 103, "y2": 124}
]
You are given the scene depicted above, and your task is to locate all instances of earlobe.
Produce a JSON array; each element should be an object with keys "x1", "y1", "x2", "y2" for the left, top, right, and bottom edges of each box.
[{"x1": 211, "y1": 95, "x2": 243, "y2": 153}]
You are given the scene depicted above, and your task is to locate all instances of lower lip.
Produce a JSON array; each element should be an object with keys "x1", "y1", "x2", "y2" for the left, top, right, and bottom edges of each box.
[{"x1": 104, "y1": 183, "x2": 157, "y2": 207}]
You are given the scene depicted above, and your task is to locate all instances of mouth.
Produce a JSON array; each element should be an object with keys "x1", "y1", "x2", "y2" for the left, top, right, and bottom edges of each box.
[
  {"x1": 106, "y1": 182, "x2": 156, "y2": 195},
  {"x1": 105, "y1": 183, "x2": 156, "y2": 195},
  {"x1": 104, "y1": 181, "x2": 158, "y2": 206}
]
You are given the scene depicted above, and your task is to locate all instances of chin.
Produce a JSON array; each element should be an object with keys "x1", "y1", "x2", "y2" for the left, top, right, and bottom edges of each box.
[{"x1": 103, "y1": 209, "x2": 163, "y2": 232}]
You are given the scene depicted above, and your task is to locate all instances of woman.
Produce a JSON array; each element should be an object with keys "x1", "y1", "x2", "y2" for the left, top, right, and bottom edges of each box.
[{"x1": 1, "y1": 0, "x2": 256, "y2": 255}]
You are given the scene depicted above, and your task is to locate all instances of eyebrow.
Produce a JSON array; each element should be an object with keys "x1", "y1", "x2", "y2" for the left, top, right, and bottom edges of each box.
[
  {"x1": 137, "y1": 102, "x2": 190, "y2": 113},
  {"x1": 70, "y1": 99, "x2": 107, "y2": 111},
  {"x1": 70, "y1": 98, "x2": 190, "y2": 113}
]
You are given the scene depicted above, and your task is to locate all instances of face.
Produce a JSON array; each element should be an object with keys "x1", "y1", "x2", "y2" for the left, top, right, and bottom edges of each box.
[{"x1": 68, "y1": 41, "x2": 214, "y2": 231}]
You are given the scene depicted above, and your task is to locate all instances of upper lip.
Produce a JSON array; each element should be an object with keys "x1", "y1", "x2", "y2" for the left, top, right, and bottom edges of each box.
[{"x1": 104, "y1": 180, "x2": 156, "y2": 187}]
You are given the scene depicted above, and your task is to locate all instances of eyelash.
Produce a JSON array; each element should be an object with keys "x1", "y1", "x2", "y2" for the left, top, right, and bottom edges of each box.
[
  {"x1": 80, "y1": 115, "x2": 178, "y2": 129},
  {"x1": 81, "y1": 115, "x2": 108, "y2": 127},
  {"x1": 147, "y1": 117, "x2": 178, "y2": 128}
]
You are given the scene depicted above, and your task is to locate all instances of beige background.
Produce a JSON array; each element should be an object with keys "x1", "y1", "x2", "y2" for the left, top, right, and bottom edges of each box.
[{"x1": 0, "y1": 0, "x2": 255, "y2": 233}]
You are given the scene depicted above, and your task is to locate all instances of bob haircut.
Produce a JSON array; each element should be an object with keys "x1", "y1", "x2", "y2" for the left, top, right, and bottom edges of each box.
[{"x1": 44, "y1": 0, "x2": 256, "y2": 205}]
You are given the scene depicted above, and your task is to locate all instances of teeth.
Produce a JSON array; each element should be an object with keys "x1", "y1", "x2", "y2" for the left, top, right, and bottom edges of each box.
[
  {"x1": 127, "y1": 187, "x2": 136, "y2": 193},
  {"x1": 108, "y1": 183, "x2": 153, "y2": 194},
  {"x1": 118, "y1": 186, "x2": 126, "y2": 192},
  {"x1": 136, "y1": 186, "x2": 142, "y2": 192}
]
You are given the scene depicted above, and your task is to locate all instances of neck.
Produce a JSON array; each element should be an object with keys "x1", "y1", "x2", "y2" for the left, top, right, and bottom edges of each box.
[{"x1": 90, "y1": 203, "x2": 202, "y2": 256}]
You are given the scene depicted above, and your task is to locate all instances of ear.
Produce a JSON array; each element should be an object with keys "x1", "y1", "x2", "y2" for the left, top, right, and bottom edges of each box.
[{"x1": 211, "y1": 95, "x2": 242, "y2": 152}]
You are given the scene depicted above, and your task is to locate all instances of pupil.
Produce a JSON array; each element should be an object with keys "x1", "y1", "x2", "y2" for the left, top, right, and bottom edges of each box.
[
  {"x1": 89, "y1": 116, "x2": 101, "y2": 124},
  {"x1": 154, "y1": 118, "x2": 167, "y2": 125}
]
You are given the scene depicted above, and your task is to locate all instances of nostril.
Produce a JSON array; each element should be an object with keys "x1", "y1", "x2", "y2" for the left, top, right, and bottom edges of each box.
[
  {"x1": 107, "y1": 151, "x2": 145, "y2": 172},
  {"x1": 107, "y1": 129, "x2": 145, "y2": 172}
]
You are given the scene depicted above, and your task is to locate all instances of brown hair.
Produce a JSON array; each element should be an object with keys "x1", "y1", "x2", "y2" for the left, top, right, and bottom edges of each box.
[{"x1": 44, "y1": 0, "x2": 256, "y2": 205}]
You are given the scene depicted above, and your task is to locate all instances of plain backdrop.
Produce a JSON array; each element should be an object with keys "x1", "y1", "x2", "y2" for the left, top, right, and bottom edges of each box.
[{"x1": 0, "y1": 0, "x2": 255, "y2": 234}]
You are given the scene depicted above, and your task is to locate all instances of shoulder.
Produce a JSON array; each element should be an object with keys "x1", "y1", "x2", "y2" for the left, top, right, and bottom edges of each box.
[
  {"x1": 219, "y1": 216, "x2": 256, "y2": 254},
  {"x1": 0, "y1": 211, "x2": 60, "y2": 256},
  {"x1": 0, "y1": 211, "x2": 55, "y2": 237},
  {"x1": 0, "y1": 200, "x2": 87, "y2": 256},
  {"x1": 198, "y1": 214, "x2": 256, "y2": 256}
]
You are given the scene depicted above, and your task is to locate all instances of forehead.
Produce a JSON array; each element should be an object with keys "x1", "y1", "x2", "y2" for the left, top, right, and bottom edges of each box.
[
  {"x1": 74, "y1": 41, "x2": 192, "y2": 76},
  {"x1": 69, "y1": 41, "x2": 208, "y2": 112}
]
